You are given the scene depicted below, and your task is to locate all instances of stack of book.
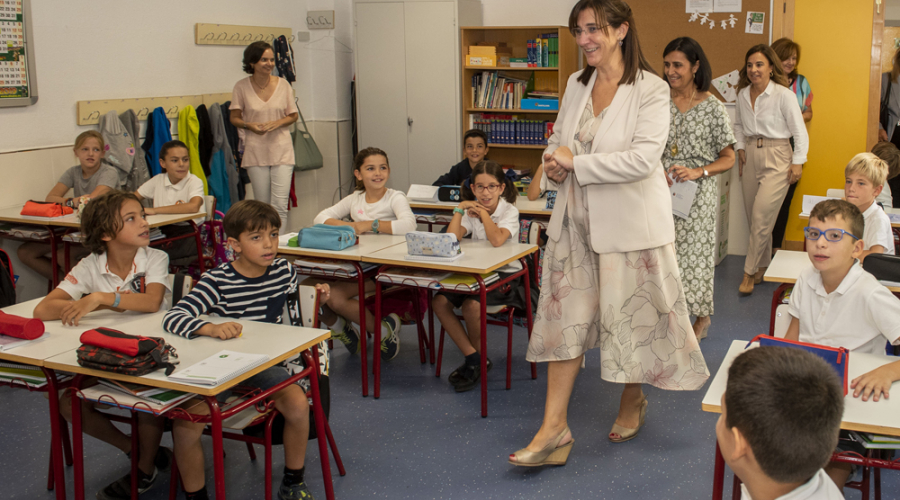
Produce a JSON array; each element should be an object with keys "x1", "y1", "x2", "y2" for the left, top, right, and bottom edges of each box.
[
  {"x1": 291, "y1": 257, "x2": 377, "y2": 277},
  {"x1": 848, "y1": 431, "x2": 900, "y2": 449},
  {"x1": 377, "y1": 268, "x2": 453, "y2": 288},
  {"x1": 0, "y1": 361, "x2": 71, "y2": 388},
  {"x1": 82, "y1": 380, "x2": 196, "y2": 415},
  {"x1": 438, "y1": 272, "x2": 499, "y2": 292},
  {"x1": 469, "y1": 113, "x2": 553, "y2": 146},
  {"x1": 471, "y1": 71, "x2": 529, "y2": 110},
  {"x1": 527, "y1": 33, "x2": 559, "y2": 68}
]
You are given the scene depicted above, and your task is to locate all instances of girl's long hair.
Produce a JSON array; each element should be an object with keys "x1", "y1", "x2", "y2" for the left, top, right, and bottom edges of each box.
[
  {"x1": 353, "y1": 147, "x2": 389, "y2": 191},
  {"x1": 737, "y1": 44, "x2": 789, "y2": 91}
]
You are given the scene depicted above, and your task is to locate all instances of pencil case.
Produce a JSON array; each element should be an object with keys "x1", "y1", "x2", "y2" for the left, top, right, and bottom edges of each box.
[
  {"x1": 0, "y1": 311, "x2": 44, "y2": 340},
  {"x1": 405, "y1": 231, "x2": 460, "y2": 258},
  {"x1": 298, "y1": 224, "x2": 357, "y2": 251},
  {"x1": 78, "y1": 327, "x2": 178, "y2": 376},
  {"x1": 746, "y1": 334, "x2": 849, "y2": 396},
  {"x1": 20, "y1": 200, "x2": 74, "y2": 218},
  {"x1": 438, "y1": 186, "x2": 462, "y2": 202}
]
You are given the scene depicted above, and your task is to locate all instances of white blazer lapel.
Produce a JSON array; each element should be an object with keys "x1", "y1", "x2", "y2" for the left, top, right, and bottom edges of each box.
[
  {"x1": 590, "y1": 80, "x2": 635, "y2": 153},
  {"x1": 564, "y1": 71, "x2": 596, "y2": 151}
]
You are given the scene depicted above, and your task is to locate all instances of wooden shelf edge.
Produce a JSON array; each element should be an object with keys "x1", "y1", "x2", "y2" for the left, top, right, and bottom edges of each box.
[
  {"x1": 486, "y1": 144, "x2": 547, "y2": 150},
  {"x1": 464, "y1": 66, "x2": 559, "y2": 71},
  {"x1": 465, "y1": 107, "x2": 557, "y2": 114}
]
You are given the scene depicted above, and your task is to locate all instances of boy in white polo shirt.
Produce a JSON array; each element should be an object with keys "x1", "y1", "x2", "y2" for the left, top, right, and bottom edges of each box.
[
  {"x1": 843, "y1": 152, "x2": 895, "y2": 261},
  {"x1": 33, "y1": 190, "x2": 172, "y2": 500},
  {"x1": 785, "y1": 199, "x2": 900, "y2": 492},
  {"x1": 135, "y1": 140, "x2": 205, "y2": 262}
]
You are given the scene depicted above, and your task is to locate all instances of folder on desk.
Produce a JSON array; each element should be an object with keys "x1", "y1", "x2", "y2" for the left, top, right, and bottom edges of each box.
[{"x1": 168, "y1": 350, "x2": 270, "y2": 386}]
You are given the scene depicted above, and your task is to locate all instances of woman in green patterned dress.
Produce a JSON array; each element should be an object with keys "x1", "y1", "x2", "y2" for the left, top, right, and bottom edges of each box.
[{"x1": 662, "y1": 38, "x2": 735, "y2": 341}]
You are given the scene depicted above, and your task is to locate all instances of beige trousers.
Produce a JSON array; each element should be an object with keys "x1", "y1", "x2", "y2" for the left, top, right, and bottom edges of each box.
[{"x1": 741, "y1": 137, "x2": 793, "y2": 275}]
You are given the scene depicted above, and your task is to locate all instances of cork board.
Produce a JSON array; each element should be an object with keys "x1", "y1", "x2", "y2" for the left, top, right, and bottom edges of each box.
[{"x1": 628, "y1": 0, "x2": 771, "y2": 102}]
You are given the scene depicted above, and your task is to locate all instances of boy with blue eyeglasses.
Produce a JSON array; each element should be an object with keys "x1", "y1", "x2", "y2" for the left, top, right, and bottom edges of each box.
[{"x1": 785, "y1": 199, "x2": 900, "y2": 492}]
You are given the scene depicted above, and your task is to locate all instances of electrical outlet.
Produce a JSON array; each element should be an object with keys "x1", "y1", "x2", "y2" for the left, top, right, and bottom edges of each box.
[{"x1": 307, "y1": 10, "x2": 334, "y2": 30}]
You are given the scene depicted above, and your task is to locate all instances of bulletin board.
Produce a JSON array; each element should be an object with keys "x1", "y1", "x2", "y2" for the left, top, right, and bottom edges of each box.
[
  {"x1": 0, "y1": 0, "x2": 36, "y2": 107},
  {"x1": 628, "y1": 0, "x2": 771, "y2": 102}
]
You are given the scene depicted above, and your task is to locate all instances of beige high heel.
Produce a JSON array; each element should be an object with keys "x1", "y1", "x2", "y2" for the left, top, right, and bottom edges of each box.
[
  {"x1": 609, "y1": 398, "x2": 648, "y2": 443},
  {"x1": 508, "y1": 427, "x2": 574, "y2": 467},
  {"x1": 739, "y1": 273, "x2": 754, "y2": 294},
  {"x1": 694, "y1": 317, "x2": 711, "y2": 341}
]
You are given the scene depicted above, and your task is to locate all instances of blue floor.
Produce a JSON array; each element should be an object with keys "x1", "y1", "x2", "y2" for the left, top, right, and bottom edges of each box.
[{"x1": 1, "y1": 255, "x2": 896, "y2": 499}]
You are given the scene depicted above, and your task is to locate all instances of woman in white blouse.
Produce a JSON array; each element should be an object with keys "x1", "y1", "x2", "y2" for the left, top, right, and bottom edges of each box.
[{"x1": 734, "y1": 44, "x2": 808, "y2": 294}]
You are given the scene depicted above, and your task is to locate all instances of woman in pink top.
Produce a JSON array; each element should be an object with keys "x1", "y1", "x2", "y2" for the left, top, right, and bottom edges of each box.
[{"x1": 230, "y1": 41, "x2": 298, "y2": 231}]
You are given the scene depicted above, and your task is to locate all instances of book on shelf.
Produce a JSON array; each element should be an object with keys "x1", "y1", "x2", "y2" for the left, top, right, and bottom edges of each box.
[
  {"x1": 98, "y1": 379, "x2": 170, "y2": 399},
  {"x1": 0, "y1": 364, "x2": 70, "y2": 388},
  {"x1": 376, "y1": 268, "x2": 453, "y2": 288},
  {"x1": 290, "y1": 256, "x2": 369, "y2": 274},
  {"x1": 80, "y1": 385, "x2": 196, "y2": 415},
  {"x1": 469, "y1": 113, "x2": 554, "y2": 146},
  {"x1": 848, "y1": 431, "x2": 900, "y2": 449},
  {"x1": 168, "y1": 350, "x2": 271, "y2": 387},
  {"x1": 471, "y1": 71, "x2": 529, "y2": 110},
  {"x1": 438, "y1": 272, "x2": 499, "y2": 291}
]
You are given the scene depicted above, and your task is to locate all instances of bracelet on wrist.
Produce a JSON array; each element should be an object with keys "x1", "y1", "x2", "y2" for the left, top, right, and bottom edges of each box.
[
  {"x1": 453, "y1": 207, "x2": 465, "y2": 215},
  {"x1": 111, "y1": 292, "x2": 121, "y2": 308}
]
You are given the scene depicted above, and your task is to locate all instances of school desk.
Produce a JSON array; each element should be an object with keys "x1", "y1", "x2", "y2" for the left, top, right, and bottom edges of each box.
[
  {"x1": 42, "y1": 312, "x2": 334, "y2": 500},
  {"x1": 0, "y1": 208, "x2": 206, "y2": 285},
  {"x1": 701, "y1": 340, "x2": 900, "y2": 499},
  {"x1": 277, "y1": 234, "x2": 408, "y2": 397},
  {"x1": 365, "y1": 239, "x2": 539, "y2": 416},
  {"x1": 0, "y1": 299, "x2": 162, "y2": 500}
]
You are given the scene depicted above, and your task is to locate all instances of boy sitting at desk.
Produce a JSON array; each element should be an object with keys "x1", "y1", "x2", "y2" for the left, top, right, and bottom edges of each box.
[
  {"x1": 717, "y1": 346, "x2": 845, "y2": 499},
  {"x1": 843, "y1": 153, "x2": 895, "y2": 260},
  {"x1": 785, "y1": 199, "x2": 900, "y2": 491},
  {"x1": 163, "y1": 200, "x2": 330, "y2": 500},
  {"x1": 432, "y1": 129, "x2": 489, "y2": 186},
  {"x1": 33, "y1": 190, "x2": 172, "y2": 500}
]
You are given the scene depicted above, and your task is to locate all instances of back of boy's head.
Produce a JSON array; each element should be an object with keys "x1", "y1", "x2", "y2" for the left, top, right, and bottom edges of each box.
[
  {"x1": 725, "y1": 347, "x2": 843, "y2": 483},
  {"x1": 463, "y1": 129, "x2": 488, "y2": 146},
  {"x1": 223, "y1": 200, "x2": 281, "y2": 240},
  {"x1": 80, "y1": 190, "x2": 140, "y2": 255},
  {"x1": 809, "y1": 199, "x2": 864, "y2": 240},
  {"x1": 159, "y1": 140, "x2": 188, "y2": 161},
  {"x1": 74, "y1": 130, "x2": 105, "y2": 151},
  {"x1": 845, "y1": 152, "x2": 888, "y2": 187},
  {"x1": 871, "y1": 141, "x2": 900, "y2": 181}
]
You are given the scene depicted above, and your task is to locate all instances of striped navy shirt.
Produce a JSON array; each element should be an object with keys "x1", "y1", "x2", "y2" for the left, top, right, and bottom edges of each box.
[{"x1": 163, "y1": 258, "x2": 298, "y2": 338}]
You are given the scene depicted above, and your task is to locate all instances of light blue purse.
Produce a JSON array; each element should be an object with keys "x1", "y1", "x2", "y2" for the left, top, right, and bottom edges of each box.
[
  {"x1": 405, "y1": 231, "x2": 460, "y2": 258},
  {"x1": 298, "y1": 225, "x2": 356, "y2": 251}
]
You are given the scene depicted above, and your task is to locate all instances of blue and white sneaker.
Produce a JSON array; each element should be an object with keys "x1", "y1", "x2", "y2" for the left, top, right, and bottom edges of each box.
[{"x1": 380, "y1": 313, "x2": 401, "y2": 360}]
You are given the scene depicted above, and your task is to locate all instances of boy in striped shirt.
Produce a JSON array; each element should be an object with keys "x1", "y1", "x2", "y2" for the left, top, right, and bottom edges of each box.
[{"x1": 163, "y1": 200, "x2": 330, "y2": 500}]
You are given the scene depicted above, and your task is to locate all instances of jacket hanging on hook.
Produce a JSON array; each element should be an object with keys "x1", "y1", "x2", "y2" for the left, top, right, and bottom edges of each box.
[
  {"x1": 142, "y1": 107, "x2": 172, "y2": 177},
  {"x1": 273, "y1": 35, "x2": 296, "y2": 84},
  {"x1": 177, "y1": 105, "x2": 209, "y2": 195}
]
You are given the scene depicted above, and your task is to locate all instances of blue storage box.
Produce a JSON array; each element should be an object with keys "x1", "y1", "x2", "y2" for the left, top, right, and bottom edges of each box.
[{"x1": 521, "y1": 98, "x2": 559, "y2": 111}]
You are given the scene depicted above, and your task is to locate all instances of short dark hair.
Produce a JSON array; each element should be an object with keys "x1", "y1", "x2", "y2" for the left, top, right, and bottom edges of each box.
[
  {"x1": 725, "y1": 347, "x2": 843, "y2": 483},
  {"x1": 80, "y1": 191, "x2": 142, "y2": 255},
  {"x1": 663, "y1": 37, "x2": 712, "y2": 92},
  {"x1": 223, "y1": 200, "x2": 281, "y2": 239},
  {"x1": 159, "y1": 140, "x2": 189, "y2": 162},
  {"x1": 770, "y1": 38, "x2": 801, "y2": 81},
  {"x1": 353, "y1": 147, "x2": 390, "y2": 192},
  {"x1": 871, "y1": 141, "x2": 900, "y2": 180},
  {"x1": 809, "y1": 199, "x2": 864, "y2": 240},
  {"x1": 242, "y1": 41, "x2": 273, "y2": 74},
  {"x1": 463, "y1": 129, "x2": 488, "y2": 147},
  {"x1": 738, "y1": 44, "x2": 790, "y2": 91},
  {"x1": 568, "y1": 0, "x2": 655, "y2": 86},
  {"x1": 462, "y1": 160, "x2": 517, "y2": 204}
]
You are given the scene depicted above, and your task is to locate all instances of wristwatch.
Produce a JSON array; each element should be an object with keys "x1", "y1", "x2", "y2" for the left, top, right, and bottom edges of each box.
[
  {"x1": 371, "y1": 219, "x2": 380, "y2": 234},
  {"x1": 703, "y1": 169, "x2": 710, "y2": 178}
]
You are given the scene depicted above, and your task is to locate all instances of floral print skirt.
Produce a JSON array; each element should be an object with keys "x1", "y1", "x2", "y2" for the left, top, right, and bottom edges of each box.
[{"x1": 526, "y1": 182, "x2": 709, "y2": 391}]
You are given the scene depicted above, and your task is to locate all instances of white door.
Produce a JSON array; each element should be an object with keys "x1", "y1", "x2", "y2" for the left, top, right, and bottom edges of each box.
[
  {"x1": 355, "y1": 2, "x2": 410, "y2": 191},
  {"x1": 404, "y1": 1, "x2": 460, "y2": 187}
]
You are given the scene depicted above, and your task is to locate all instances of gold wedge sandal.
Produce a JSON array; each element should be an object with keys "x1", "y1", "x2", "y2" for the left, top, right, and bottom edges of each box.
[
  {"x1": 609, "y1": 398, "x2": 648, "y2": 443},
  {"x1": 508, "y1": 427, "x2": 574, "y2": 467}
]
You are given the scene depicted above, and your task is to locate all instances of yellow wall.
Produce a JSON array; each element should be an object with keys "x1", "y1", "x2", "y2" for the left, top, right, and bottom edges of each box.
[{"x1": 785, "y1": 0, "x2": 874, "y2": 243}]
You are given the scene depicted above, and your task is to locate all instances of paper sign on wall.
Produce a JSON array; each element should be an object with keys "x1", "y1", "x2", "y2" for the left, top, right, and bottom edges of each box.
[
  {"x1": 711, "y1": 70, "x2": 740, "y2": 103},
  {"x1": 686, "y1": 0, "x2": 713, "y2": 12},
  {"x1": 713, "y1": 0, "x2": 741, "y2": 12},
  {"x1": 745, "y1": 12, "x2": 765, "y2": 34}
]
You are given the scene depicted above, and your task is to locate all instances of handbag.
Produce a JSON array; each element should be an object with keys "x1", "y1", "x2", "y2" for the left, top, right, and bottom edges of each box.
[
  {"x1": 747, "y1": 334, "x2": 849, "y2": 395},
  {"x1": 292, "y1": 101, "x2": 323, "y2": 171},
  {"x1": 881, "y1": 76, "x2": 893, "y2": 134},
  {"x1": 405, "y1": 231, "x2": 460, "y2": 258},
  {"x1": 20, "y1": 200, "x2": 73, "y2": 218},
  {"x1": 298, "y1": 224, "x2": 357, "y2": 251}
]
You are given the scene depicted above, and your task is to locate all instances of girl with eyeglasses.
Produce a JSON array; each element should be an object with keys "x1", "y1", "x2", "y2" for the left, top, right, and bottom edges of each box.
[{"x1": 432, "y1": 160, "x2": 525, "y2": 393}]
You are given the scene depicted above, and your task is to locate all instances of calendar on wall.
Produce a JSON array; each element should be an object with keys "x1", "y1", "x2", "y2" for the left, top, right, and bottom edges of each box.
[{"x1": 0, "y1": 0, "x2": 37, "y2": 107}]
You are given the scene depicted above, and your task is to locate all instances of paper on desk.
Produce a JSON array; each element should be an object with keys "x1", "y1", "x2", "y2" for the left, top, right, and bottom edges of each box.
[
  {"x1": 800, "y1": 195, "x2": 840, "y2": 217},
  {"x1": 407, "y1": 184, "x2": 439, "y2": 201},
  {"x1": 669, "y1": 175, "x2": 698, "y2": 219},
  {"x1": 888, "y1": 212, "x2": 900, "y2": 224}
]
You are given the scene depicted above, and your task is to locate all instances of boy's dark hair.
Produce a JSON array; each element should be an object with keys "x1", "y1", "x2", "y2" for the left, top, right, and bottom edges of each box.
[
  {"x1": 725, "y1": 347, "x2": 843, "y2": 483},
  {"x1": 662, "y1": 37, "x2": 712, "y2": 92},
  {"x1": 353, "y1": 147, "x2": 390, "y2": 192},
  {"x1": 223, "y1": 200, "x2": 281, "y2": 240},
  {"x1": 463, "y1": 129, "x2": 488, "y2": 147},
  {"x1": 80, "y1": 190, "x2": 142, "y2": 255},
  {"x1": 809, "y1": 199, "x2": 864, "y2": 240},
  {"x1": 871, "y1": 141, "x2": 900, "y2": 181},
  {"x1": 159, "y1": 140, "x2": 189, "y2": 164},
  {"x1": 462, "y1": 160, "x2": 518, "y2": 204},
  {"x1": 242, "y1": 41, "x2": 273, "y2": 74}
]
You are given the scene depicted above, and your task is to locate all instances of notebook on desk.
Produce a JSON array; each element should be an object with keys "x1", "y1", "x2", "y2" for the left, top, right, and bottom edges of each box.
[{"x1": 168, "y1": 350, "x2": 270, "y2": 386}]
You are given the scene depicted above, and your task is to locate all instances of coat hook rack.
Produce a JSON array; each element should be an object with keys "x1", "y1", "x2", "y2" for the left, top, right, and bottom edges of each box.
[{"x1": 195, "y1": 23, "x2": 293, "y2": 46}]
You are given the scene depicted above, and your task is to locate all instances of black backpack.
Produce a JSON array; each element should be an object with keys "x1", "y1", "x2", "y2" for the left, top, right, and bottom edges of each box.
[{"x1": 0, "y1": 249, "x2": 17, "y2": 307}]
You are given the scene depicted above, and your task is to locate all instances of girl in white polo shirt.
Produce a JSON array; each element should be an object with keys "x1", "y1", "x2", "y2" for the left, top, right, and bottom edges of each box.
[
  {"x1": 309, "y1": 147, "x2": 416, "y2": 360},
  {"x1": 135, "y1": 140, "x2": 205, "y2": 262},
  {"x1": 433, "y1": 160, "x2": 525, "y2": 393}
]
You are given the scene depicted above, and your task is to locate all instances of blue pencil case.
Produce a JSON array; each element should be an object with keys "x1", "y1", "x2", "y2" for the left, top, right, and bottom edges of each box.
[
  {"x1": 298, "y1": 225, "x2": 357, "y2": 251},
  {"x1": 747, "y1": 334, "x2": 849, "y2": 395}
]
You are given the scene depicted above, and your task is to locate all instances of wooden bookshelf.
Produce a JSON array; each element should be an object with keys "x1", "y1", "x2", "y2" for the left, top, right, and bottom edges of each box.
[{"x1": 460, "y1": 26, "x2": 578, "y2": 176}]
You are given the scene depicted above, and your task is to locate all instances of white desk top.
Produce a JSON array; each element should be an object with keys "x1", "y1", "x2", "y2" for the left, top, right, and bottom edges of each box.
[
  {"x1": 277, "y1": 233, "x2": 408, "y2": 262},
  {"x1": 366, "y1": 239, "x2": 538, "y2": 274},
  {"x1": 0, "y1": 298, "x2": 153, "y2": 366},
  {"x1": 42, "y1": 312, "x2": 329, "y2": 396},
  {"x1": 764, "y1": 250, "x2": 900, "y2": 292},
  {"x1": 702, "y1": 340, "x2": 900, "y2": 436},
  {"x1": 0, "y1": 206, "x2": 205, "y2": 229},
  {"x1": 409, "y1": 195, "x2": 551, "y2": 216}
]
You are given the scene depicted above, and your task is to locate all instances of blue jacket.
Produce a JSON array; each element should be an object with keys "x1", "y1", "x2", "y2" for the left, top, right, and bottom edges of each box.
[{"x1": 144, "y1": 107, "x2": 172, "y2": 177}]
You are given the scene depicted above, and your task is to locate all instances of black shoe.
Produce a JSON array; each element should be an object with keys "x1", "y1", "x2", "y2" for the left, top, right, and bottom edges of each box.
[
  {"x1": 278, "y1": 481, "x2": 315, "y2": 499},
  {"x1": 450, "y1": 358, "x2": 492, "y2": 386},
  {"x1": 154, "y1": 446, "x2": 173, "y2": 472},
  {"x1": 453, "y1": 361, "x2": 491, "y2": 393},
  {"x1": 96, "y1": 467, "x2": 157, "y2": 500}
]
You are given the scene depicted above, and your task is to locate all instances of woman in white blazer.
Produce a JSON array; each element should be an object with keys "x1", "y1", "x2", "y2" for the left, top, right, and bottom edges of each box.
[{"x1": 509, "y1": 0, "x2": 709, "y2": 468}]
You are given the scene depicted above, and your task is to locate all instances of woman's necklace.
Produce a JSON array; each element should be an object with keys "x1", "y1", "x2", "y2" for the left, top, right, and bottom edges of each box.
[
  {"x1": 252, "y1": 74, "x2": 271, "y2": 90},
  {"x1": 670, "y1": 88, "x2": 696, "y2": 156}
]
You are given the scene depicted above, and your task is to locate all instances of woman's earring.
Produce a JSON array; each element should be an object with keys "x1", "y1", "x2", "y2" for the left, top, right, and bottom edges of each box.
[{"x1": 618, "y1": 39, "x2": 623, "y2": 47}]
